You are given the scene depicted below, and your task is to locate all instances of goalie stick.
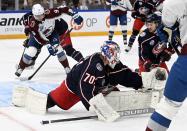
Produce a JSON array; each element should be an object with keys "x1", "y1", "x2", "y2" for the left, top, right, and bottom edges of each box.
[
  {"x1": 19, "y1": 28, "x2": 73, "y2": 81},
  {"x1": 41, "y1": 108, "x2": 154, "y2": 125}
]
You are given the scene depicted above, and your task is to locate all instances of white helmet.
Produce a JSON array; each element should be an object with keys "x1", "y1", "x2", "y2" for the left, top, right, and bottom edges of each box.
[
  {"x1": 32, "y1": 4, "x2": 44, "y2": 16},
  {"x1": 101, "y1": 41, "x2": 120, "y2": 69}
]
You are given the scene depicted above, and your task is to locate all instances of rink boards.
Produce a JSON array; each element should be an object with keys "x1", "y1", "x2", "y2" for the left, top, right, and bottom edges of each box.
[{"x1": 0, "y1": 10, "x2": 135, "y2": 39}]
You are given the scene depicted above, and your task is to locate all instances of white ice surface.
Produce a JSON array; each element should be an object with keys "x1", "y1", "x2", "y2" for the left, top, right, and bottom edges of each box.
[{"x1": 0, "y1": 36, "x2": 186, "y2": 131}]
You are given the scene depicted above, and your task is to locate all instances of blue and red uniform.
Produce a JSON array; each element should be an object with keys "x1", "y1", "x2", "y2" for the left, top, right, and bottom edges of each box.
[
  {"x1": 138, "y1": 29, "x2": 170, "y2": 73},
  {"x1": 48, "y1": 53, "x2": 143, "y2": 110}
]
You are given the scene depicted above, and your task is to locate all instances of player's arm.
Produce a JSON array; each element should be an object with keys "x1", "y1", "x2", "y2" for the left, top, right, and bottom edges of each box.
[
  {"x1": 138, "y1": 32, "x2": 155, "y2": 71},
  {"x1": 44, "y1": 7, "x2": 70, "y2": 18},
  {"x1": 109, "y1": 62, "x2": 143, "y2": 90},
  {"x1": 138, "y1": 32, "x2": 152, "y2": 61},
  {"x1": 126, "y1": 0, "x2": 133, "y2": 10}
]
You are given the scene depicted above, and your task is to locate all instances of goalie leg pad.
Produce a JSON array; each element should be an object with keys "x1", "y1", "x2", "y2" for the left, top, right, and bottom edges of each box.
[
  {"x1": 89, "y1": 93, "x2": 120, "y2": 122},
  {"x1": 25, "y1": 88, "x2": 47, "y2": 115},
  {"x1": 105, "y1": 90, "x2": 162, "y2": 111},
  {"x1": 12, "y1": 86, "x2": 29, "y2": 107}
]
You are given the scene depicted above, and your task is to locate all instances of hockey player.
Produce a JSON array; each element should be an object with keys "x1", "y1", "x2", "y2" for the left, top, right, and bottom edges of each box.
[
  {"x1": 145, "y1": 0, "x2": 187, "y2": 130},
  {"x1": 126, "y1": 0, "x2": 164, "y2": 52},
  {"x1": 55, "y1": 18, "x2": 84, "y2": 62},
  {"x1": 106, "y1": 0, "x2": 133, "y2": 45},
  {"x1": 46, "y1": 40, "x2": 144, "y2": 122},
  {"x1": 138, "y1": 13, "x2": 173, "y2": 74},
  {"x1": 15, "y1": 4, "x2": 83, "y2": 77},
  {"x1": 22, "y1": 11, "x2": 84, "y2": 64},
  {"x1": 12, "y1": 40, "x2": 168, "y2": 121}
]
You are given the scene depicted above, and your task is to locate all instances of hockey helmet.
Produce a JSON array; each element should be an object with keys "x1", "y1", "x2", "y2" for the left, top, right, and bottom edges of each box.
[
  {"x1": 146, "y1": 12, "x2": 161, "y2": 24},
  {"x1": 101, "y1": 41, "x2": 120, "y2": 69},
  {"x1": 32, "y1": 4, "x2": 45, "y2": 20}
]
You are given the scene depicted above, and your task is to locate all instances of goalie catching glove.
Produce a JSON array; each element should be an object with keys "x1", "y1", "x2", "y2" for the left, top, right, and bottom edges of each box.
[
  {"x1": 141, "y1": 67, "x2": 168, "y2": 90},
  {"x1": 89, "y1": 93, "x2": 120, "y2": 122}
]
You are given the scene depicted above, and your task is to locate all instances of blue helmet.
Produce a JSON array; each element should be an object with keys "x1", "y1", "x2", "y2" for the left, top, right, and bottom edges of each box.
[{"x1": 101, "y1": 41, "x2": 120, "y2": 68}]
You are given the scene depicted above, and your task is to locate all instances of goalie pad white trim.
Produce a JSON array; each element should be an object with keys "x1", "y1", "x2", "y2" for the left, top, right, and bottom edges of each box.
[
  {"x1": 141, "y1": 67, "x2": 168, "y2": 90},
  {"x1": 25, "y1": 88, "x2": 47, "y2": 115},
  {"x1": 12, "y1": 86, "x2": 29, "y2": 107},
  {"x1": 89, "y1": 93, "x2": 120, "y2": 122},
  {"x1": 104, "y1": 89, "x2": 162, "y2": 112}
]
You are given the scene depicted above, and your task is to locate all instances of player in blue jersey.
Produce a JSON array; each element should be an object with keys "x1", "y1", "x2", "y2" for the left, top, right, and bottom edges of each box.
[
  {"x1": 138, "y1": 13, "x2": 174, "y2": 74},
  {"x1": 126, "y1": 0, "x2": 164, "y2": 52},
  {"x1": 46, "y1": 40, "x2": 144, "y2": 122},
  {"x1": 145, "y1": 0, "x2": 187, "y2": 130}
]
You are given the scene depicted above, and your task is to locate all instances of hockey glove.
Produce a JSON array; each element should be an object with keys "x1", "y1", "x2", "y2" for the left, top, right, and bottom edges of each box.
[
  {"x1": 143, "y1": 60, "x2": 152, "y2": 72},
  {"x1": 47, "y1": 44, "x2": 58, "y2": 56},
  {"x1": 160, "y1": 49, "x2": 172, "y2": 62},
  {"x1": 72, "y1": 12, "x2": 83, "y2": 25}
]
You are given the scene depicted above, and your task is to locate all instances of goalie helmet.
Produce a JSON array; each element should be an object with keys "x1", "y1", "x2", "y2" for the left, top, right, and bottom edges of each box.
[
  {"x1": 101, "y1": 41, "x2": 120, "y2": 69},
  {"x1": 32, "y1": 4, "x2": 45, "y2": 21}
]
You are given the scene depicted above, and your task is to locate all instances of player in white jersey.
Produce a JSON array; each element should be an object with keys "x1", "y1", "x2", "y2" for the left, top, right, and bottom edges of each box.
[
  {"x1": 145, "y1": 0, "x2": 187, "y2": 130},
  {"x1": 106, "y1": 0, "x2": 133, "y2": 46},
  {"x1": 15, "y1": 4, "x2": 83, "y2": 77}
]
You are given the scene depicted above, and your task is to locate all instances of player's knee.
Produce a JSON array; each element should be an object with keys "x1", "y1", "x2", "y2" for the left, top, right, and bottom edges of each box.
[
  {"x1": 156, "y1": 97, "x2": 182, "y2": 120},
  {"x1": 121, "y1": 25, "x2": 127, "y2": 31},
  {"x1": 23, "y1": 47, "x2": 38, "y2": 64},
  {"x1": 109, "y1": 25, "x2": 116, "y2": 31}
]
